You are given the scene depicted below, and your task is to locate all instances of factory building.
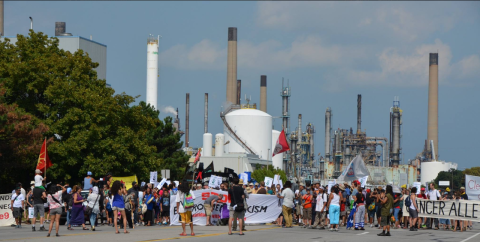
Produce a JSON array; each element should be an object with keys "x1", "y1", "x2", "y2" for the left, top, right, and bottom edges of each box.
[{"x1": 1, "y1": 22, "x2": 107, "y2": 80}]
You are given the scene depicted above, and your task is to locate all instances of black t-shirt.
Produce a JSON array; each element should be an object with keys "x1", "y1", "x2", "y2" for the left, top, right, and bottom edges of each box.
[
  {"x1": 365, "y1": 193, "x2": 373, "y2": 206},
  {"x1": 33, "y1": 187, "x2": 46, "y2": 205},
  {"x1": 356, "y1": 192, "x2": 364, "y2": 203},
  {"x1": 229, "y1": 185, "x2": 244, "y2": 207},
  {"x1": 62, "y1": 193, "x2": 71, "y2": 209},
  {"x1": 461, "y1": 193, "x2": 469, "y2": 200}
]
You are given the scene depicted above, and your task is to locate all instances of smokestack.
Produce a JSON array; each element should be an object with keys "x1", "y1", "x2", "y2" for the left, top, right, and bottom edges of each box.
[
  {"x1": 237, "y1": 80, "x2": 241, "y2": 105},
  {"x1": 185, "y1": 93, "x2": 190, "y2": 147},
  {"x1": 226, "y1": 27, "x2": 237, "y2": 105},
  {"x1": 325, "y1": 107, "x2": 332, "y2": 162},
  {"x1": 55, "y1": 22, "x2": 66, "y2": 36},
  {"x1": 260, "y1": 75, "x2": 267, "y2": 112},
  {"x1": 146, "y1": 35, "x2": 159, "y2": 109},
  {"x1": 357, "y1": 94, "x2": 362, "y2": 134},
  {"x1": 427, "y1": 53, "x2": 439, "y2": 160},
  {"x1": 204, "y1": 93, "x2": 208, "y2": 133},
  {"x1": 298, "y1": 114, "x2": 302, "y2": 137},
  {"x1": 0, "y1": 1, "x2": 4, "y2": 36}
]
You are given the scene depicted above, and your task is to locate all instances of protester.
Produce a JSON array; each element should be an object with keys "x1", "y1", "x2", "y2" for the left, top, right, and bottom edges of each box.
[
  {"x1": 340, "y1": 184, "x2": 348, "y2": 226},
  {"x1": 277, "y1": 181, "x2": 294, "y2": 228},
  {"x1": 127, "y1": 182, "x2": 139, "y2": 226},
  {"x1": 11, "y1": 187, "x2": 25, "y2": 228},
  {"x1": 327, "y1": 185, "x2": 343, "y2": 231},
  {"x1": 232, "y1": 179, "x2": 247, "y2": 231},
  {"x1": 177, "y1": 181, "x2": 195, "y2": 236},
  {"x1": 123, "y1": 189, "x2": 134, "y2": 229},
  {"x1": 426, "y1": 183, "x2": 440, "y2": 230},
  {"x1": 84, "y1": 172, "x2": 98, "y2": 190},
  {"x1": 204, "y1": 194, "x2": 223, "y2": 226},
  {"x1": 70, "y1": 185, "x2": 88, "y2": 230},
  {"x1": 310, "y1": 186, "x2": 327, "y2": 229},
  {"x1": 25, "y1": 185, "x2": 34, "y2": 225},
  {"x1": 227, "y1": 177, "x2": 245, "y2": 235},
  {"x1": 460, "y1": 187, "x2": 470, "y2": 230},
  {"x1": 63, "y1": 187, "x2": 73, "y2": 230},
  {"x1": 417, "y1": 187, "x2": 427, "y2": 228},
  {"x1": 354, "y1": 187, "x2": 365, "y2": 230},
  {"x1": 302, "y1": 187, "x2": 313, "y2": 228},
  {"x1": 393, "y1": 189, "x2": 404, "y2": 229},
  {"x1": 161, "y1": 190, "x2": 170, "y2": 225},
  {"x1": 378, "y1": 185, "x2": 394, "y2": 236},
  {"x1": 439, "y1": 192, "x2": 451, "y2": 230},
  {"x1": 46, "y1": 184, "x2": 66, "y2": 237},
  {"x1": 296, "y1": 184, "x2": 306, "y2": 225},
  {"x1": 254, "y1": 183, "x2": 259, "y2": 194},
  {"x1": 257, "y1": 182, "x2": 267, "y2": 194},
  {"x1": 144, "y1": 187, "x2": 154, "y2": 226},
  {"x1": 32, "y1": 175, "x2": 47, "y2": 231},
  {"x1": 111, "y1": 181, "x2": 129, "y2": 234},
  {"x1": 366, "y1": 189, "x2": 375, "y2": 227},
  {"x1": 87, "y1": 186, "x2": 101, "y2": 231}
]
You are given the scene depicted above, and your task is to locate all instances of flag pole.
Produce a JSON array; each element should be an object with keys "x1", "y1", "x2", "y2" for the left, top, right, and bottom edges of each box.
[{"x1": 44, "y1": 137, "x2": 46, "y2": 183}]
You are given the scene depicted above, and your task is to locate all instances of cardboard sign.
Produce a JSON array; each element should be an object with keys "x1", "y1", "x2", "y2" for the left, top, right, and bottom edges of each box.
[
  {"x1": 273, "y1": 175, "x2": 281, "y2": 185},
  {"x1": 413, "y1": 182, "x2": 422, "y2": 195},
  {"x1": 150, "y1": 171, "x2": 158, "y2": 184},
  {"x1": 264, "y1": 177, "x2": 273, "y2": 187},
  {"x1": 208, "y1": 175, "x2": 217, "y2": 188}
]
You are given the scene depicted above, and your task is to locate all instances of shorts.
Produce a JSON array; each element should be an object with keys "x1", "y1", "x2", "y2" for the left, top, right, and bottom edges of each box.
[
  {"x1": 296, "y1": 204, "x2": 302, "y2": 215},
  {"x1": 112, "y1": 206, "x2": 125, "y2": 211},
  {"x1": 44, "y1": 207, "x2": 49, "y2": 213},
  {"x1": 108, "y1": 210, "x2": 113, "y2": 218},
  {"x1": 340, "y1": 210, "x2": 346, "y2": 216},
  {"x1": 49, "y1": 207, "x2": 63, "y2": 216},
  {"x1": 13, "y1": 207, "x2": 22, "y2": 218},
  {"x1": 180, "y1": 211, "x2": 193, "y2": 224},
  {"x1": 161, "y1": 209, "x2": 170, "y2": 217},
  {"x1": 408, "y1": 209, "x2": 418, "y2": 219},
  {"x1": 303, "y1": 207, "x2": 312, "y2": 220},
  {"x1": 368, "y1": 209, "x2": 376, "y2": 218},
  {"x1": 34, "y1": 204, "x2": 45, "y2": 217},
  {"x1": 380, "y1": 215, "x2": 390, "y2": 227},
  {"x1": 204, "y1": 204, "x2": 212, "y2": 216}
]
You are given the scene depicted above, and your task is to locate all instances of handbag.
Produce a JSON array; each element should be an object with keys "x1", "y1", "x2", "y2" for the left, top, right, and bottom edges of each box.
[
  {"x1": 86, "y1": 195, "x2": 99, "y2": 217},
  {"x1": 232, "y1": 186, "x2": 245, "y2": 212}
]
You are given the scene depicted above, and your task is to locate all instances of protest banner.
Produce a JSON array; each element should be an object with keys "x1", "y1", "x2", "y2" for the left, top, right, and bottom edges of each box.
[
  {"x1": 169, "y1": 189, "x2": 282, "y2": 226},
  {"x1": 264, "y1": 177, "x2": 273, "y2": 187},
  {"x1": 0, "y1": 193, "x2": 15, "y2": 227},
  {"x1": 150, "y1": 171, "x2": 158, "y2": 184},
  {"x1": 157, "y1": 178, "x2": 167, "y2": 189},
  {"x1": 466, "y1": 175, "x2": 480, "y2": 200},
  {"x1": 111, "y1": 175, "x2": 138, "y2": 190},
  {"x1": 402, "y1": 198, "x2": 480, "y2": 222}
]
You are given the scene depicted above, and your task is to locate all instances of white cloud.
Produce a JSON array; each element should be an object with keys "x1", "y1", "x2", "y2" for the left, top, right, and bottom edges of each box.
[{"x1": 160, "y1": 39, "x2": 226, "y2": 70}]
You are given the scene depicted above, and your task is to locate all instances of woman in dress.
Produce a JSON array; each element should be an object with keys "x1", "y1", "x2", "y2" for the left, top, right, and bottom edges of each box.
[
  {"x1": 111, "y1": 181, "x2": 129, "y2": 234},
  {"x1": 87, "y1": 186, "x2": 101, "y2": 231},
  {"x1": 46, "y1": 184, "x2": 66, "y2": 237},
  {"x1": 69, "y1": 185, "x2": 88, "y2": 230},
  {"x1": 143, "y1": 187, "x2": 154, "y2": 226}
]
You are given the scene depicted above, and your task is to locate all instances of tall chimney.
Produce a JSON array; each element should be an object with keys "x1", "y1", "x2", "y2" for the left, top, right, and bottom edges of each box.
[
  {"x1": 357, "y1": 94, "x2": 362, "y2": 134},
  {"x1": 325, "y1": 107, "x2": 332, "y2": 162},
  {"x1": 260, "y1": 75, "x2": 267, "y2": 112},
  {"x1": 0, "y1": 1, "x2": 4, "y2": 36},
  {"x1": 226, "y1": 27, "x2": 237, "y2": 105},
  {"x1": 204, "y1": 93, "x2": 208, "y2": 133},
  {"x1": 298, "y1": 114, "x2": 302, "y2": 138},
  {"x1": 427, "y1": 53, "x2": 439, "y2": 160},
  {"x1": 237, "y1": 80, "x2": 241, "y2": 105},
  {"x1": 146, "y1": 35, "x2": 159, "y2": 109},
  {"x1": 185, "y1": 93, "x2": 190, "y2": 147}
]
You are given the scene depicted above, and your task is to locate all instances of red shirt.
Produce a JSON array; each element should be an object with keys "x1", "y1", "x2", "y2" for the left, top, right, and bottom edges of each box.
[{"x1": 417, "y1": 193, "x2": 427, "y2": 199}]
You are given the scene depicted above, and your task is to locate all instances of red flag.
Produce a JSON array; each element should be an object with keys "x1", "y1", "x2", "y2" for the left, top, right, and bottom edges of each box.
[
  {"x1": 272, "y1": 130, "x2": 290, "y2": 157},
  {"x1": 194, "y1": 148, "x2": 202, "y2": 164},
  {"x1": 36, "y1": 138, "x2": 52, "y2": 172}
]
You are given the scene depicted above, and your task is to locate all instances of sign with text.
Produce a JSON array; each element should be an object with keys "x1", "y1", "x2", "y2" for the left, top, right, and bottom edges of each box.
[
  {"x1": 150, "y1": 171, "x2": 158, "y2": 184},
  {"x1": 466, "y1": 175, "x2": 480, "y2": 200},
  {"x1": 0, "y1": 193, "x2": 15, "y2": 226},
  {"x1": 264, "y1": 177, "x2": 273, "y2": 187},
  {"x1": 439, "y1": 181, "x2": 450, "y2": 186},
  {"x1": 402, "y1": 198, "x2": 480, "y2": 222},
  {"x1": 169, "y1": 189, "x2": 282, "y2": 226}
]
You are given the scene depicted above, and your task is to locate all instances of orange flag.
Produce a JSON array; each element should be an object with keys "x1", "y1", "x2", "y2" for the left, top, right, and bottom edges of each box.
[{"x1": 36, "y1": 138, "x2": 52, "y2": 172}]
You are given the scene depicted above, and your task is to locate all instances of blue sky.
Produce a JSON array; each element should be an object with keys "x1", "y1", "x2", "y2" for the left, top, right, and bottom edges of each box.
[{"x1": 5, "y1": 2, "x2": 480, "y2": 169}]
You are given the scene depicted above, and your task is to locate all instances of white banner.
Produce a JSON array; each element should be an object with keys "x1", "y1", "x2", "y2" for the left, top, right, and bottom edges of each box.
[
  {"x1": 170, "y1": 189, "x2": 282, "y2": 226},
  {"x1": 0, "y1": 193, "x2": 16, "y2": 226},
  {"x1": 466, "y1": 175, "x2": 480, "y2": 200},
  {"x1": 402, "y1": 198, "x2": 480, "y2": 222}
]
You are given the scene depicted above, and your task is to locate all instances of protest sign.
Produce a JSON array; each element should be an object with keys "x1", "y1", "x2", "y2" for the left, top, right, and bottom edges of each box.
[
  {"x1": 273, "y1": 175, "x2": 280, "y2": 185},
  {"x1": 170, "y1": 189, "x2": 282, "y2": 226},
  {"x1": 359, "y1": 176, "x2": 368, "y2": 188},
  {"x1": 208, "y1": 175, "x2": 217, "y2": 188},
  {"x1": 327, "y1": 180, "x2": 336, "y2": 194},
  {"x1": 402, "y1": 198, "x2": 480, "y2": 222},
  {"x1": 466, "y1": 175, "x2": 480, "y2": 200},
  {"x1": 0, "y1": 194, "x2": 15, "y2": 226},
  {"x1": 264, "y1": 177, "x2": 273, "y2": 187},
  {"x1": 157, "y1": 178, "x2": 167, "y2": 189},
  {"x1": 111, "y1": 175, "x2": 138, "y2": 190},
  {"x1": 413, "y1": 182, "x2": 422, "y2": 194},
  {"x1": 239, "y1": 173, "x2": 248, "y2": 184},
  {"x1": 150, "y1": 171, "x2": 158, "y2": 184},
  {"x1": 28, "y1": 207, "x2": 34, "y2": 219},
  {"x1": 215, "y1": 176, "x2": 223, "y2": 187}
]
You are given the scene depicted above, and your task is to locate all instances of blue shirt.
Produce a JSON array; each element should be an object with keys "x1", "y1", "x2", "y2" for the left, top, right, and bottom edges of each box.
[
  {"x1": 112, "y1": 194, "x2": 124, "y2": 208},
  {"x1": 83, "y1": 177, "x2": 92, "y2": 190},
  {"x1": 145, "y1": 194, "x2": 154, "y2": 210}
]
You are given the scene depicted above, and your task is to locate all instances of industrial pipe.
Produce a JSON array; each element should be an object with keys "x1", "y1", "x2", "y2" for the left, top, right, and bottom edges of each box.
[
  {"x1": 204, "y1": 93, "x2": 208, "y2": 134},
  {"x1": 0, "y1": 1, "x2": 4, "y2": 36},
  {"x1": 325, "y1": 108, "x2": 332, "y2": 162},
  {"x1": 366, "y1": 137, "x2": 388, "y2": 167},
  {"x1": 226, "y1": 27, "x2": 237, "y2": 104},
  {"x1": 237, "y1": 80, "x2": 241, "y2": 105},
  {"x1": 260, "y1": 75, "x2": 267, "y2": 113},
  {"x1": 185, "y1": 93, "x2": 190, "y2": 147},
  {"x1": 357, "y1": 94, "x2": 362, "y2": 134}
]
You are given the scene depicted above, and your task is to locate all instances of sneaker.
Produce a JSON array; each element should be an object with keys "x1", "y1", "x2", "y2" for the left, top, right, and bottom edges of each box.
[
  {"x1": 308, "y1": 226, "x2": 316, "y2": 229},
  {"x1": 329, "y1": 228, "x2": 334, "y2": 231},
  {"x1": 32, "y1": 227, "x2": 36, "y2": 232},
  {"x1": 335, "y1": 228, "x2": 339, "y2": 232},
  {"x1": 385, "y1": 232, "x2": 391, "y2": 236},
  {"x1": 39, "y1": 226, "x2": 46, "y2": 231},
  {"x1": 378, "y1": 231, "x2": 386, "y2": 236},
  {"x1": 370, "y1": 224, "x2": 374, "y2": 228},
  {"x1": 354, "y1": 228, "x2": 360, "y2": 230},
  {"x1": 319, "y1": 227, "x2": 325, "y2": 230},
  {"x1": 421, "y1": 224, "x2": 427, "y2": 228}
]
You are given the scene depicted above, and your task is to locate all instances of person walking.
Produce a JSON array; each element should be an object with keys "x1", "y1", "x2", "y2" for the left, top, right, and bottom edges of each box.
[
  {"x1": 63, "y1": 187, "x2": 73, "y2": 230},
  {"x1": 204, "y1": 194, "x2": 223, "y2": 226},
  {"x1": 46, "y1": 184, "x2": 66, "y2": 237},
  {"x1": 354, "y1": 187, "x2": 366, "y2": 230},
  {"x1": 87, "y1": 186, "x2": 101, "y2": 231},
  {"x1": 326, "y1": 185, "x2": 343, "y2": 232},
  {"x1": 11, "y1": 187, "x2": 25, "y2": 228},
  {"x1": 176, "y1": 181, "x2": 195, "y2": 236},
  {"x1": 111, "y1": 181, "x2": 129, "y2": 234},
  {"x1": 310, "y1": 186, "x2": 327, "y2": 229},
  {"x1": 378, "y1": 185, "x2": 394, "y2": 236},
  {"x1": 70, "y1": 185, "x2": 88, "y2": 230},
  {"x1": 408, "y1": 187, "x2": 419, "y2": 231},
  {"x1": 25, "y1": 186, "x2": 34, "y2": 225},
  {"x1": 277, "y1": 181, "x2": 295, "y2": 228}
]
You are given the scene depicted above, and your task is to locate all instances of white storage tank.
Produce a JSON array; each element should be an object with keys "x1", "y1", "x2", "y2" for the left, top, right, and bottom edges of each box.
[
  {"x1": 420, "y1": 161, "x2": 458, "y2": 185},
  {"x1": 215, "y1": 133, "x2": 225, "y2": 157},
  {"x1": 271, "y1": 130, "x2": 284, "y2": 169},
  {"x1": 203, "y1": 133, "x2": 212, "y2": 156},
  {"x1": 224, "y1": 109, "x2": 272, "y2": 159}
]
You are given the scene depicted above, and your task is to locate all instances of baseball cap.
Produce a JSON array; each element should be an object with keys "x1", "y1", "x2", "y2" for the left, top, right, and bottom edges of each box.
[
  {"x1": 196, "y1": 184, "x2": 202, "y2": 187},
  {"x1": 87, "y1": 171, "x2": 92, "y2": 176},
  {"x1": 249, "y1": 183, "x2": 254, "y2": 186},
  {"x1": 67, "y1": 187, "x2": 72, "y2": 193},
  {"x1": 444, "y1": 192, "x2": 448, "y2": 195},
  {"x1": 132, "y1": 181, "x2": 137, "y2": 186},
  {"x1": 30, "y1": 181, "x2": 35, "y2": 185},
  {"x1": 421, "y1": 187, "x2": 426, "y2": 191},
  {"x1": 460, "y1": 187, "x2": 465, "y2": 190}
]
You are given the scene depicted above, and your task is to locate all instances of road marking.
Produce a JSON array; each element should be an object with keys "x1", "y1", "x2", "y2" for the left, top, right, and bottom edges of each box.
[
  {"x1": 137, "y1": 227, "x2": 280, "y2": 242},
  {"x1": 459, "y1": 232, "x2": 480, "y2": 242},
  {"x1": 358, "y1": 232, "x2": 369, "y2": 235}
]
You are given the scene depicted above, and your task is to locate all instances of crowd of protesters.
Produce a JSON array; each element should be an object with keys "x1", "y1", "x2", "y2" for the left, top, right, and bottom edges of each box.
[{"x1": 9, "y1": 170, "x2": 474, "y2": 237}]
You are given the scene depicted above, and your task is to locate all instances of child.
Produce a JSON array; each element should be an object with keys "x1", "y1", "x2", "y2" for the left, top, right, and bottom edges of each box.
[{"x1": 161, "y1": 190, "x2": 170, "y2": 225}]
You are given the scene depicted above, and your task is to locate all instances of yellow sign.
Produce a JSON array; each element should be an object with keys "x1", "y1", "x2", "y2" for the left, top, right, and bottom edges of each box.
[{"x1": 111, "y1": 175, "x2": 138, "y2": 190}]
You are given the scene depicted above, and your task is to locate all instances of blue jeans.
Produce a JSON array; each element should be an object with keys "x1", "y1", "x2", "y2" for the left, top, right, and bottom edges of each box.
[
  {"x1": 66, "y1": 210, "x2": 71, "y2": 226},
  {"x1": 393, "y1": 208, "x2": 400, "y2": 221},
  {"x1": 89, "y1": 213, "x2": 97, "y2": 227},
  {"x1": 329, "y1": 205, "x2": 340, "y2": 225}
]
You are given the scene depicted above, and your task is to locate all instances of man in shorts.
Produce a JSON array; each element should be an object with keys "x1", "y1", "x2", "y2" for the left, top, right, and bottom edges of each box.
[
  {"x1": 32, "y1": 172, "x2": 47, "y2": 231},
  {"x1": 204, "y1": 194, "x2": 223, "y2": 226},
  {"x1": 11, "y1": 187, "x2": 25, "y2": 228},
  {"x1": 296, "y1": 184, "x2": 306, "y2": 225},
  {"x1": 228, "y1": 177, "x2": 245, "y2": 235}
]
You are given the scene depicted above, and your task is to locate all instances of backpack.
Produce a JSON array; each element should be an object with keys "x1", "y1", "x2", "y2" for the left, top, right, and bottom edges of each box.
[
  {"x1": 183, "y1": 192, "x2": 194, "y2": 209},
  {"x1": 368, "y1": 202, "x2": 376, "y2": 211},
  {"x1": 405, "y1": 196, "x2": 412, "y2": 207}
]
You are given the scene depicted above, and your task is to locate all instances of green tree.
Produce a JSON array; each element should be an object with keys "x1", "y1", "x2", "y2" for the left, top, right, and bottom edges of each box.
[
  {"x1": 252, "y1": 165, "x2": 288, "y2": 185},
  {"x1": 433, "y1": 169, "x2": 464, "y2": 191},
  {"x1": 464, "y1": 167, "x2": 480, "y2": 177}
]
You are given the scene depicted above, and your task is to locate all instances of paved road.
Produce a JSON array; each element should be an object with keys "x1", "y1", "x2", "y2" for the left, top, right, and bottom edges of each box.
[{"x1": 0, "y1": 224, "x2": 479, "y2": 242}]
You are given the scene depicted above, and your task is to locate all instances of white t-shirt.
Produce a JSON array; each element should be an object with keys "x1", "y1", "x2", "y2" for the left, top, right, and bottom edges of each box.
[
  {"x1": 281, "y1": 188, "x2": 295, "y2": 208},
  {"x1": 316, "y1": 193, "x2": 328, "y2": 212},
  {"x1": 428, "y1": 189, "x2": 441, "y2": 200},
  {"x1": 11, "y1": 193, "x2": 24, "y2": 208},
  {"x1": 175, "y1": 190, "x2": 195, "y2": 213},
  {"x1": 34, "y1": 175, "x2": 43, "y2": 187}
]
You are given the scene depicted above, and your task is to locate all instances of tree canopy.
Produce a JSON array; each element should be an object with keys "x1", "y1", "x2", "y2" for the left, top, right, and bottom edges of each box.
[
  {"x1": 252, "y1": 165, "x2": 288, "y2": 185},
  {"x1": 464, "y1": 167, "x2": 480, "y2": 177},
  {"x1": 0, "y1": 31, "x2": 189, "y2": 190},
  {"x1": 433, "y1": 169, "x2": 464, "y2": 191}
]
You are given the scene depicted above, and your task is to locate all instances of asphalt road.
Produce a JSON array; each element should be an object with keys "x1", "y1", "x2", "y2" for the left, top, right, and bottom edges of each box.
[{"x1": 0, "y1": 223, "x2": 479, "y2": 242}]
